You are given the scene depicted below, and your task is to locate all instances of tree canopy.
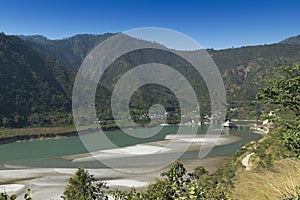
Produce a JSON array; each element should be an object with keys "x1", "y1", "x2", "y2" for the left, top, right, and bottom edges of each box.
[
  {"x1": 256, "y1": 64, "x2": 300, "y2": 158},
  {"x1": 257, "y1": 65, "x2": 300, "y2": 118},
  {"x1": 62, "y1": 168, "x2": 108, "y2": 200}
]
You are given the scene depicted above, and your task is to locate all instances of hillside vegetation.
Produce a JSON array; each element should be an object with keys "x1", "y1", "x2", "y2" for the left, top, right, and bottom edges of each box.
[
  {"x1": 0, "y1": 63, "x2": 299, "y2": 200},
  {"x1": 0, "y1": 33, "x2": 74, "y2": 127},
  {"x1": 105, "y1": 64, "x2": 300, "y2": 200},
  {"x1": 232, "y1": 65, "x2": 300, "y2": 199},
  {"x1": 1, "y1": 32, "x2": 300, "y2": 129},
  {"x1": 280, "y1": 34, "x2": 300, "y2": 45},
  {"x1": 64, "y1": 65, "x2": 300, "y2": 199}
]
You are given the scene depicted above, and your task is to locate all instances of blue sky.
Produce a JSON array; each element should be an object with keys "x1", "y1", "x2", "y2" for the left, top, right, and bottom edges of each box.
[{"x1": 1, "y1": 0, "x2": 300, "y2": 49}]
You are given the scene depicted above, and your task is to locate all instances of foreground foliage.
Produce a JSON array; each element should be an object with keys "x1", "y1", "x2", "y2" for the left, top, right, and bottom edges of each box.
[
  {"x1": 230, "y1": 64, "x2": 300, "y2": 199},
  {"x1": 0, "y1": 193, "x2": 17, "y2": 200},
  {"x1": 257, "y1": 65, "x2": 300, "y2": 159},
  {"x1": 62, "y1": 168, "x2": 108, "y2": 200},
  {"x1": 0, "y1": 187, "x2": 32, "y2": 200},
  {"x1": 111, "y1": 161, "x2": 231, "y2": 200}
]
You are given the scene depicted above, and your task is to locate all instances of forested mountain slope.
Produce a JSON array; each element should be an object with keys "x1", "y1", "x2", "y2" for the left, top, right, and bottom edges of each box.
[
  {"x1": 1, "y1": 32, "x2": 300, "y2": 127},
  {"x1": 0, "y1": 33, "x2": 74, "y2": 127}
]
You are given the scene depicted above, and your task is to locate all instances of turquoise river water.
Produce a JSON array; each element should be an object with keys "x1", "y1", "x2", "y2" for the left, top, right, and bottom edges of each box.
[{"x1": 0, "y1": 125, "x2": 261, "y2": 169}]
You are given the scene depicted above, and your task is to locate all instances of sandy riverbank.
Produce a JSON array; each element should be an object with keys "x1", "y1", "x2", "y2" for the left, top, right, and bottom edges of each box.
[
  {"x1": 0, "y1": 155, "x2": 230, "y2": 200},
  {"x1": 66, "y1": 134, "x2": 241, "y2": 172},
  {"x1": 0, "y1": 134, "x2": 240, "y2": 200}
]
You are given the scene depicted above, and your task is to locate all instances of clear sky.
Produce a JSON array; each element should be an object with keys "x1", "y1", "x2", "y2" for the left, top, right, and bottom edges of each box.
[{"x1": 1, "y1": 0, "x2": 300, "y2": 49}]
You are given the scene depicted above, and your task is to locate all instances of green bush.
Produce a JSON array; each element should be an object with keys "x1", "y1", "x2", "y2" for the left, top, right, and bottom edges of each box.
[
  {"x1": 282, "y1": 124, "x2": 300, "y2": 159},
  {"x1": 0, "y1": 193, "x2": 17, "y2": 200},
  {"x1": 62, "y1": 168, "x2": 108, "y2": 200},
  {"x1": 111, "y1": 161, "x2": 232, "y2": 200}
]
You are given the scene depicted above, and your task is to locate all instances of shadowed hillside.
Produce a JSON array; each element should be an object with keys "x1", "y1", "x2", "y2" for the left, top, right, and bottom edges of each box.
[{"x1": 1, "y1": 33, "x2": 300, "y2": 127}]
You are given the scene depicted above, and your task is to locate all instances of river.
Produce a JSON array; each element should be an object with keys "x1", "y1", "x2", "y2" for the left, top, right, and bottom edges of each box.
[{"x1": 0, "y1": 125, "x2": 261, "y2": 169}]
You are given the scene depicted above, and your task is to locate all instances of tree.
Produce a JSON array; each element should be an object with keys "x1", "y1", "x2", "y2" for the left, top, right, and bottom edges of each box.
[
  {"x1": 190, "y1": 166, "x2": 208, "y2": 179},
  {"x1": 256, "y1": 64, "x2": 300, "y2": 158},
  {"x1": 111, "y1": 161, "x2": 231, "y2": 200},
  {"x1": 62, "y1": 168, "x2": 108, "y2": 200},
  {"x1": 0, "y1": 187, "x2": 32, "y2": 200},
  {"x1": 256, "y1": 65, "x2": 300, "y2": 125},
  {"x1": 0, "y1": 193, "x2": 17, "y2": 200}
]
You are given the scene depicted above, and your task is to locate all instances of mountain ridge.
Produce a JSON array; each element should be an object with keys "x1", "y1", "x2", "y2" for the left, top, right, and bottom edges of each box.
[
  {"x1": 279, "y1": 34, "x2": 300, "y2": 45},
  {"x1": 1, "y1": 32, "x2": 300, "y2": 127},
  {"x1": 20, "y1": 33, "x2": 115, "y2": 69},
  {"x1": 0, "y1": 33, "x2": 74, "y2": 127}
]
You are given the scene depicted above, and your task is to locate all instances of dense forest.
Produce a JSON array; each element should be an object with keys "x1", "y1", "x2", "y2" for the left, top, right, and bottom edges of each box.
[
  {"x1": 1, "y1": 32, "x2": 300, "y2": 128},
  {"x1": 0, "y1": 33, "x2": 74, "y2": 127}
]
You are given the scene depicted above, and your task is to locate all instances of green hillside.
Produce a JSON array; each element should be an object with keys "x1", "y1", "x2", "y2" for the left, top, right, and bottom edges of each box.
[
  {"x1": 280, "y1": 34, "x2": 300, "y2": 45},
  {"x1": 20, "y1": 33, "x2": 115, "y2": 69},
  {"x1": 1, "y1": 32, "x2": 300, "y2": 128},
  {"x1": 0, "y1": 33, "x2": 74, "y2": 127},
  {"x1": 22, "y1": 33, "x2": 300, "y2": 106},
  {"x1": 210, "y1": 43, "x2": 300, "y2": 101}
]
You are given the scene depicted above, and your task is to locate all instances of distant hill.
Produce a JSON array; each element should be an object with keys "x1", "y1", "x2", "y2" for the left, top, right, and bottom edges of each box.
[
  {"x1": 20, "y1": 33, "x2": 115, "y2": 69},
  {"x1": 209, "y1": 43, "x2": 300, "y2": 102},
  {"x1": 21, "y1": 34, "x2": 300, "y2": 104},
  {"x1": 0, "y1": 33, "x2": 74, "y2": 127},
  {"x1": 1, "y1": 32, "x2": 300, "y2": 127},
  {"x1": 279, "y1": 34, "x2": 300, "y2": 45}
]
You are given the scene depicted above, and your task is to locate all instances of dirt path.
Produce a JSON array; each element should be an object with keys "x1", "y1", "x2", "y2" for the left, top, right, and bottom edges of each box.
[{"x1": 242, "y1": 152, "x2": 254, "y2": 171}]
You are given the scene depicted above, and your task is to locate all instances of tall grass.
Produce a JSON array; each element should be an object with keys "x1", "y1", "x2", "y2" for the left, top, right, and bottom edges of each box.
[{"x1": 232, "y1": 159, "x2": 300, "y2": 200}]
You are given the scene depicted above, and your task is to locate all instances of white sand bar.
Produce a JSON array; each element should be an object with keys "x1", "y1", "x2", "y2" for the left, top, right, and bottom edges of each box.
[
  {"x1": 72, "y1": 134, "x2": 241, "y2": 164},
  {"x1": 0, "y1": 184, "x2": 25, "y2": 193},
  {"x1": 101, "y1": 144, "x2": 170, "y2": 155},
  {"x1": 30, "y1": 176, "x2": 68, "y2": 186},
  {"x1": 73, "y1": 144, "x2": 170, "y2": 163},
  {"x1": 105, "y1": 179, "x2": 148, "y2": 188}
]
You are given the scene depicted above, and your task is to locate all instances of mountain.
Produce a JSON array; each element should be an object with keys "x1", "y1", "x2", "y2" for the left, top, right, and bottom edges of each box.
[
  {"x1": 20, "y1": 33, "x2": 115, "y2": 69},
  {"x1": 210, "y1": 43, "x2": 300, "y2": 100},
  {"x1": 0, "y1": 33, "x2": 74, "y2": 127},
  {"x1": 1, "y1": 32, "x2": 300, "y2": 127},
  {"x1": 21, "y1": 34, "x2": 300, "y2": 104},
  {"x1": 279, "y1": 34, "x2": 300, "y2": 45}
]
